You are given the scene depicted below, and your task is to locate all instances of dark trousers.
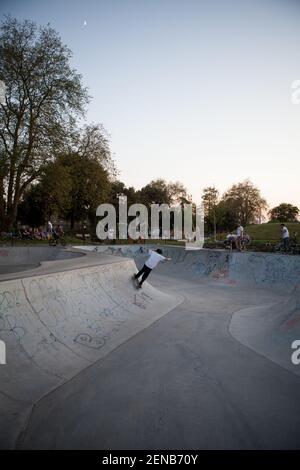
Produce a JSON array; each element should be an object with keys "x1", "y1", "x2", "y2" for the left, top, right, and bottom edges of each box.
[
  {"x1": 283, "y1": 237, "x2": 290, "y2": 251},
  {"x1": 135, "y1": 264, "x2": 152, "y2": 285}
]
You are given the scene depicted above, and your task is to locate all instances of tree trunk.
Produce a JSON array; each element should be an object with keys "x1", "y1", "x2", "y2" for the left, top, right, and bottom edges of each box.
[
  {"x1": 0, "y1": 176, "x2": 5, "y2": 231},
  {"x1": 4, "y1": 201, "x2": 18, "y2": 232},
  {"x1": 70, "y1": 212, "x2": 74, "y2": 230}
]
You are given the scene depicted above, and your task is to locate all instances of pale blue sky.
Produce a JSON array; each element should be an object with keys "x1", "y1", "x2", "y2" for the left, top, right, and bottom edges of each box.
[{"x1": 1, "y1": 0, "x2": 300, "y2": 210}]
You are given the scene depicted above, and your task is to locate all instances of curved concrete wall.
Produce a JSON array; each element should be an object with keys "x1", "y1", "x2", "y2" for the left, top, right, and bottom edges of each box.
[
  {"x1": 0, "y1": 255, "x2": 181, "y2": 448},
  {"x1": 0, "y1": 246, "x2": 84, "y2": 266},
  {"x1": 77, "y1": 245, "x2": 300, "y2": 379},
  {"x1": 230, "y1": 284, "x2": 300, "y2": 375},
  {"x1": 1, "y1": 244, "x2": 299, "y2": 448},
  {"x1": 78, "y1": 245, "x2": 300, "y2": 293}
]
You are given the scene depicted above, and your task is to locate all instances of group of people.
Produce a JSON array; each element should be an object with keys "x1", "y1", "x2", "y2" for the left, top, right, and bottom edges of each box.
[
  {"x1": 18, "y1": 226, "x2": 48, "y2": 240},
  {"x1": 224, "y1": 223, "x2": 293, "y2": 254},
  {"x1": 46, "y1": 221, "x2": 64, "y2": 240},
  {"x1": 225, "y1": 224, "x2": 251, "y2": 251},
  {"x1": 0, "y1": 221, "x2": 65, "y2": 241}
]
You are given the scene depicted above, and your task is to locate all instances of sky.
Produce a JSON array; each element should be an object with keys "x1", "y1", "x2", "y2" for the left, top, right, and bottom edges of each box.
[{"x1": 1, "y1": 0, "x2": 300, "y2": 210}]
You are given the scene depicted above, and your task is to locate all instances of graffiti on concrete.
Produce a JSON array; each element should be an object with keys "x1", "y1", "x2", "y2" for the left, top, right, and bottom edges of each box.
[
  {"x1": 0, "y1": 261, "x2": 165, "y2": 367},
  {"x1": 74, "y1": 333, "x2": 106, "y2": 350}
]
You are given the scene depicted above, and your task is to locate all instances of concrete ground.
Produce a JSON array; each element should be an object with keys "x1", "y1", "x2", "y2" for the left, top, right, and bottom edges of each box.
[{"x1": 19, "y1": 263, "x2": 300, "y2": 449}]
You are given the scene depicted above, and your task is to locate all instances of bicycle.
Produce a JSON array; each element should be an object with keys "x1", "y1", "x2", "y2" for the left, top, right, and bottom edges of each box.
[
  {"x1": 265, "y1": 236, "x2": 300, "y2": 255},
  {"x1": 48, "y1": 233, "x2": 67, "y2": 247}
]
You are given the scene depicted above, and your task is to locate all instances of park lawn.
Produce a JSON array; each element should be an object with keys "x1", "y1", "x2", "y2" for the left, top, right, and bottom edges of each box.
[
  {"x1": 0, "y1": 237, "x2": 185, "y2": 247},
  {"x1": 1, "y1": 224, "x2": 299, "y2": 249},
  {"x1": 245, "y1": 222, "x2": 300, "y2": 242},
  {"x1": 0, "y1": 236, "x2": 89, "y2": 246}
]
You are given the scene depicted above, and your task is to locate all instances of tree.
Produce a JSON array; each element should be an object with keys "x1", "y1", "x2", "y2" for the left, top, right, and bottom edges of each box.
[
  {"x1": 268, "y1": 203, "x2": 299, "y2": 223},
  {"x1": 0, "y1": 16, "x2": 88, "y2": 230},
  {"x1": 138, "y1": 179, "x2": 171, "y2": 207},
  {"x1": 17, "y1": 124, "x2": 114, "y2": 231},
  {"x1": 109, "y1": 181, "x2": 137, "y2": 209},
  {"x1": 70, "y1": 124, "x2": 116, "y2": 177},
  {"x1": 222, "y1": 179, "x2": 267, "y2": 226},
  {"x1": 168, "y1": 181, "x2": 190, "y2": 206},
  {"x1": 201, "y1": 186, "x2": 219, "y2": 233},
  {"x1": 64, "y1": 124, "x2": 114, "y2": 230},
  {"x1": 17, "y1": 184, "x2": 47, "y2": 228},
  {"x1": 202, "y1": 186, "x2": 219, "y2": 217},
  {"x1": 37, "y1": 159, "x2": 73, "y2": 221},
  {"x1": 61, "y1": 154, "x2": 110, "y2": 230},
  {"x1": 138, "y1": 179, "x2": 189, "y2": 207},
  {"x1": 213, "y1": 200, "x2": 239, "y2": 232}
]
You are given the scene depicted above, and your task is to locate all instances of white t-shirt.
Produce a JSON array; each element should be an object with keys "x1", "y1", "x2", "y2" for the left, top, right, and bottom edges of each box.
[
  {"x1": 145, "y1": 250, "x2": 166, "y2": 269},
  {"x1": 236, "y1": 226, "x2": 244, "y2": 237},
  {"x1": 282, "y1": 227, "x2": 289, "y2": 239}
]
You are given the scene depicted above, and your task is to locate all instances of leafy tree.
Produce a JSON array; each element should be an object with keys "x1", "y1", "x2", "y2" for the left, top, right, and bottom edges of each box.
[
  {"x1": 138, "y1": 179, "x2": 188, "y2": 207},
  {"x1": 213, "y1": 199, "x2": 240, "y2": 232},
  {"x1": 137, "y1": 179, "x2": 189, "y2": 237},
  {"x1": 222, "y1": 179, "x2": 267, "y2": 226},
  {"x1": 38, "y1": 160, "x2": 73, "y2": 220},
  {"x1": 138, "y1": 179, "x2": 171, "y2": 207},
  {"x1": 17, "y1": 184, "x2": 47, "y2": 228},
  {"x1": 268, "y1": 203, "x2": 299, "y2": 222},
  {"x1": 168, "y1": 181, "x2": 190, "y2": 206},
  {"x1": 70, "y1": 124, "x2": 116, "y2": 176},
  {"x1": 63, "y1": 124, "x2": 114, "y2": 229},
  {"x1": 202, "y1": 186, "x2": 219, "y2": 216},
  {"x1": 109, "y1": 181, "x2": 137, "y2": 209},
  {"x1": 201, "y1": 186, "x2": 219, "y2": 232},
  {"x1": 62, "y1": 154, "x2": 109, "y2": 230},
  {"x1": 0, "y1": 16, "x2": 88, "y2": 230},
  {"x1": 17, "y1": 124, "x2": 114, "y2": 231}
]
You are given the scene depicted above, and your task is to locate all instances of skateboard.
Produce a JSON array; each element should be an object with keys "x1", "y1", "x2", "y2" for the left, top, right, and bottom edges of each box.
[{"x1": 132, "y1": 275, "x2": 141, "y2": 289}]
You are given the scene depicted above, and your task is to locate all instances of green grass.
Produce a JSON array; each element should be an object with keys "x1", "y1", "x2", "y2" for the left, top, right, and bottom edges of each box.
[
  {"x1": 245, "y1": 222, "x2": 300, "y2": 242},
  {"x1": 205, "y1": 222, "x2": 300, "y2": 253},
  {"x1": 0, "y1": 236, "x2": 185, "y2": 247},
  {"x1": 0, "y1": 236, "x2": 90, "y2": 246},
  {"x1": 1, "y1": 223, "x2": 299, "y2": 251}
]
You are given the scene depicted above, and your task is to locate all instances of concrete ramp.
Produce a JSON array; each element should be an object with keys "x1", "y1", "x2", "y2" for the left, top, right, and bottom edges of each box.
[
  {"x1": 0, "y1": 246, "x2": 84, "y2": 274},
  {"x1": 0, "y1": 254, "x2": 181, "y2": 448},
  {"x1": 230, "y1": 284, "x2": 300, "y2": 376},
  {"x1": 2, "y1": 244, "x2": 300, "y2": 449},
  {"x1": 78, "y1": 245, "x2": 300, "y2": 293},
  {"x1": 77, "y1": 245, "x2": 300, "y2": 376}
]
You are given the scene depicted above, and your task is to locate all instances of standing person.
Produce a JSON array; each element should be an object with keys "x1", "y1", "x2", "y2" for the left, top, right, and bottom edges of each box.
[
  {"x1": 236, "y1": 223, "x2": 244, "y2": 251},
  {"x1": 225, "y1": 233, "x2": 237, "y2": 250},
  {"x1": 82, "y1": 224, "x2": 87, "y2": 241},
  {"x1": 240, "y1": 232, "x2": 251, "y2": 251},
  {"x1": 56, "y1": 224, "x2": 64, "y2": 238},
  {"x1": 133, "y1": 248, "x2": 171, "y2": 288},
  {"x1": 280, "y1": 223, "x2": 290, "y2": 252},
  {"x1": 47, "y1": 221, "x2": 53, "y2": 239}
]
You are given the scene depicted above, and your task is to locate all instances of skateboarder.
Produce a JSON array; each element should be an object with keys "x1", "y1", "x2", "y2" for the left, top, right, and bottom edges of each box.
[{"x1": 133, "y1": 248, "x2": 171, "y2": 288}]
